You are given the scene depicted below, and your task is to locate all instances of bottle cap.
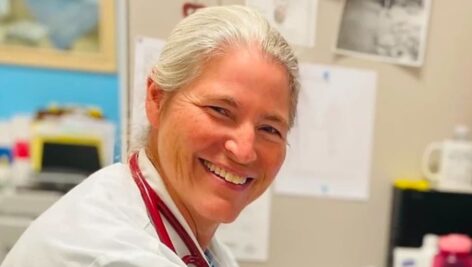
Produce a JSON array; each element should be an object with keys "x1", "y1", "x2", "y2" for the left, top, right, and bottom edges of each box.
[
  {"x1": 394, "y1": 178, "x2": 430, "y2": 191},
  {"x1": 423, "y1": 234, "x2": 438, "y2": 248},
  {"x1": 438, "y1": 234, "x2": 472, "y2": 254}
]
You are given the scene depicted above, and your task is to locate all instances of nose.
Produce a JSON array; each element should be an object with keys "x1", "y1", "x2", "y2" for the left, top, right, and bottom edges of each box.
[{"x1": 224, "y1": 124, "x2": 257, "y2": 164}]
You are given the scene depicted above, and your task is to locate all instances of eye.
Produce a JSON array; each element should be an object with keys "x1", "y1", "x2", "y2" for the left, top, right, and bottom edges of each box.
[
  {"x1": 208, "y1": 106, "x2": 231, "y2": 118},
  {"x1": 259, "y1": 125, "x2": 283, "y2": 138}
]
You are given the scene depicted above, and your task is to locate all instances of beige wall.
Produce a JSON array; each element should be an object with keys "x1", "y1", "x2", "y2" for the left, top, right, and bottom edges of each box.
[{"x1": 128, "y1": 1, "x2": 472, "y2": 267}]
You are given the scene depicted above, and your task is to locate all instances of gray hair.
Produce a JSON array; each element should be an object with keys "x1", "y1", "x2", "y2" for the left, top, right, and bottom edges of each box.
[
  {"x1": 130, "y1": 5, "x2": 300, "y2": 152},
  {"x1": 150, "y1": 5, "x2": 299, "y2": 127}
]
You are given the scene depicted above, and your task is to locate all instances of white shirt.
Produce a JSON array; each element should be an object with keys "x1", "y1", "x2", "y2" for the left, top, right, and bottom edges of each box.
[{"x1": 1, "y1": 150, "x2": 239, "y2": 267}]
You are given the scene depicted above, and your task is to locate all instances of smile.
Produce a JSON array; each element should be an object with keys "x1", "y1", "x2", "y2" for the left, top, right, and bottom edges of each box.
[{"x1": 200, "y1": 159, "x2": 252, "y2": 185}]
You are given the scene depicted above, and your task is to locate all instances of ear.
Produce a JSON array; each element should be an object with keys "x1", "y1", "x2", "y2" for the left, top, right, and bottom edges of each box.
[{"x1": 145, "y1": 77, "x2": 166, "y2": 128}]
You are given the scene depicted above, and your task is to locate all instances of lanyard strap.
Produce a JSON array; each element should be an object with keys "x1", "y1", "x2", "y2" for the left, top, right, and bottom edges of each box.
[{"x1": 129, "y1": 153, "x2": 209, "y2": 267}]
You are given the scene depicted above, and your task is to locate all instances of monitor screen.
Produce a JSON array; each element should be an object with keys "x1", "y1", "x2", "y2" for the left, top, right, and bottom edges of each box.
[{"x1": 41, "y1": 142, "x2": 101, "y2": 175}]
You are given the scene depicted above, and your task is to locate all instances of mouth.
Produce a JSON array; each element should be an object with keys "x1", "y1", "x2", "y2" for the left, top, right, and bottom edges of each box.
[{"x1": 199, "y1": 159, "x2": 254, "y2": 186}]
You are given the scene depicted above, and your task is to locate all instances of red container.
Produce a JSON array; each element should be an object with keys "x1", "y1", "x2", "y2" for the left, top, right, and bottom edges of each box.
[{"x1": 433, "y1": 234, "x2": 472, "y2": 267}]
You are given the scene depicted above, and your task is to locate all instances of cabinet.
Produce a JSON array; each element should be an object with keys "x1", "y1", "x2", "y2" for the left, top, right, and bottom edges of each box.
[{"x1": 387, "y1": 187, "x2": 472, "y2": 267}]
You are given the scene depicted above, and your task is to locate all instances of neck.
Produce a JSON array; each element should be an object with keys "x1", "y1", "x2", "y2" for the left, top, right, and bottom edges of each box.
[
  {"x1": 144, "y1": 148, "x2": 219, "y2": 249},
  {"x1": 170, "y1": 192, "x2": 219, "y2": 249}
]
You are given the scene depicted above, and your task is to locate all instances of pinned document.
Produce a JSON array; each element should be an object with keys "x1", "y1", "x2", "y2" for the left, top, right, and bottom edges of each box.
[{"x1": 276, "y1": 63, "x2": 377, "y2": 200}]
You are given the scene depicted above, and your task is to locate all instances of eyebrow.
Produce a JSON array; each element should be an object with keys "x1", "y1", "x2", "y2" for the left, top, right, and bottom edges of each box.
[
  {"x1": 264, "y1": 114, "x2": 289, "y2": 130},
  {"x1": 208, "y1": 95, "x2": 289, "y2": 128},
  {"x1": 212, "y1": 95, "x2": 238, "y2": 108}
]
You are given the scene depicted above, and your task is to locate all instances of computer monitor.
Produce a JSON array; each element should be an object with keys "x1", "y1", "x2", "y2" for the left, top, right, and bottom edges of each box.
[{"x1": 31, "y1": 135, "x2": 104, "y2": 191}]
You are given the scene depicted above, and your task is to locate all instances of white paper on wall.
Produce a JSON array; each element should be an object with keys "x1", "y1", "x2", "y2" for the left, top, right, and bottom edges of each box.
[
  {"x1": 246, "y1": 0, "x2": 318, "y2": 47},
  {"x1": 130, "y1": 36, "x2": 165, "y2": 150},
  {"x1": 216, "y1": 190, "x2": 271, "y2": 262},
  {"x1": 275, "y1": 63, "x2": 377, "y2": 200}
]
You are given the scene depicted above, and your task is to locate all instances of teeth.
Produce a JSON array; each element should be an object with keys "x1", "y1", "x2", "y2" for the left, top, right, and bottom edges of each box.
[{"x1": 203, "y1": 160, "x2": 248, "y2": 185}]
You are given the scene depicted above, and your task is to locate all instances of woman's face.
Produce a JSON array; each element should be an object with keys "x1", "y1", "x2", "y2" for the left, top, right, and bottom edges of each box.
[{"x1": 147, "y1": 46, "x2": 290, "y2": 224}]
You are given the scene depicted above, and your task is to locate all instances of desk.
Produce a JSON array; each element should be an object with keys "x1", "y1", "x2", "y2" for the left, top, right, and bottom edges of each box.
[{"x1": 0, "y1": 190, "x2": 62, "y2": 261}]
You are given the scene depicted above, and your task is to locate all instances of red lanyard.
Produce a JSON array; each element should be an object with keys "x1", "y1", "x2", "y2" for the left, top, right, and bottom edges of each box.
[{"x1": 129, "y1": 152, "x2": 210, "y2": 267}]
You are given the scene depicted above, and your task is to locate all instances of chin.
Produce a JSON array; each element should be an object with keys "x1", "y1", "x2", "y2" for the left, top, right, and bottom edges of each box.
[
  {"x1": 212, "y1": 215, "x2": 240, "y2": 225},
  {"x1": 200, "y1": 200, "x2": 245, "y2": 224},
  {"x1": 217, "y1": 213, "x2": 241, "y2": 224}
]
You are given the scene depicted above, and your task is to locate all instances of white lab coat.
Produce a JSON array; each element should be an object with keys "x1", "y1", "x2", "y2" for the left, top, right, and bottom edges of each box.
[{"x1": 1, "y1": 150, "x2": 239, "y2": 267}]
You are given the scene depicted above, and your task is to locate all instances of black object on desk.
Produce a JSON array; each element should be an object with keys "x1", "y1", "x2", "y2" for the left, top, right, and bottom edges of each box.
[
  {"x1": 41, "y1": 142, "x2": 101, "y2": 174},
  {"x1": 34, "y1": 142, "x2": 102, "y2": 193},
  {"x1": 387, "y1": 187, "x2": 472, "y2": 267}
]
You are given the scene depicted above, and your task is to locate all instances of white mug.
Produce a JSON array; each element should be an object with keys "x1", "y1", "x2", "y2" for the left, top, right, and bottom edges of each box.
[{"x1": 421, "y1": 140, "x2": 472, "y2": 193}]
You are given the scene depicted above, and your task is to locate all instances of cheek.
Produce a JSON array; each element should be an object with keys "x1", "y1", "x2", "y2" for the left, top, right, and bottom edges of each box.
[
  {"x1": 160, "y1": 113, "x2": 218, "y2": 163},
  {"x1": 182, "y1": 114, "x2": 226, "y2": 152},
  {"x1": 251, "y1": 147, "x2": 286, "y2": 197},
  {"x1": 264, "y1": 146, "x2": 287, "y2": 177}
]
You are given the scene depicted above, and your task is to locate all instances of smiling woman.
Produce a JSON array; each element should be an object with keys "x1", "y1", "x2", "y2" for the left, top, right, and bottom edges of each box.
[
  {"x1": 145, "y1": 46, "x2": 291, "y2": 229},
  {"x1": 1, "y1": 5, "x2": 299, "y2": 267}
]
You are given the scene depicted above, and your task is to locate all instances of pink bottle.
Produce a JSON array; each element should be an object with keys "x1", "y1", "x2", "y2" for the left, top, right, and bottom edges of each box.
[{"x1": 432, "y1": 234, "x2": 472, "y2": 267}]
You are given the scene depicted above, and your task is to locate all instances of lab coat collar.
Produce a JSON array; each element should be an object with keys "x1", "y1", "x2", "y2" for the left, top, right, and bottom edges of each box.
[{"x1": 136, "y1": 149, "x2": 210, "y2": 263}]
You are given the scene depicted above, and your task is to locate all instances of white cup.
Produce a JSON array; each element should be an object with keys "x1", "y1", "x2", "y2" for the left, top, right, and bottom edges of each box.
[{"x1": 421, "y1": 140, "x2": 472, "y2": 193}]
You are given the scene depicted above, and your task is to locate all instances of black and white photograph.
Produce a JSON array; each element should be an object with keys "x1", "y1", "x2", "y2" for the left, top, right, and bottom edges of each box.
[{"x1": 335, "y1": 0, "x2": 431, "y2": 67}]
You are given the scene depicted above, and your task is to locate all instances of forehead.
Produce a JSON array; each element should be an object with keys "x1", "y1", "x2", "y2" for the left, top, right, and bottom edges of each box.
[
  {"x1": 200, "y1": 45, "x2": 289, "y2": 88},
  {"x1": 180, "y1": 46, "x2": 291, "y2": 124}
]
